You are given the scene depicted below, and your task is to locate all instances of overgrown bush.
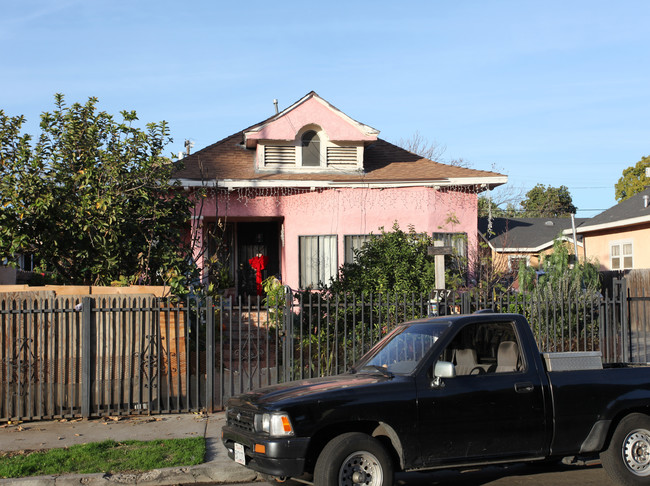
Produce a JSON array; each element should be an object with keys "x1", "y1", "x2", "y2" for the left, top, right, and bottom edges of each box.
[
  {"x1": 517, "y1": 238, "x2": 602, "y2": 350},
  {"x1": 328, "y1": 222, "x2": 438, "y2": 296}
]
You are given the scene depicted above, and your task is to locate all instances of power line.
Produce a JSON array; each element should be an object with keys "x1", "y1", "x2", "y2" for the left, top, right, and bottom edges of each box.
[{"x1": 568, "y1": 186, "x2": 610, "y2": 189}]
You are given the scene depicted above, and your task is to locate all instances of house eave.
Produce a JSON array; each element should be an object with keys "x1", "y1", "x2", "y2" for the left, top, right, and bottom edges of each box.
[
  {"x1": 175, "y1": 176, "x2": 506, "y2": 190},
  {"x1": 447, "y1": 176, "x2": 508, "y2": 191},
  {"x1": 564, "y1": 215, "x2": 650, "y2": 234},
  {"x1": 482, "y1": 235, "x2": 583, "y2": 253}
]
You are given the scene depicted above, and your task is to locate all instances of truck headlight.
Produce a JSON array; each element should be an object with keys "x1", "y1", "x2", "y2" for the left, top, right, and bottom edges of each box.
[{"x1": 254, "y1": 412, "x2": 294, "y2": 437}]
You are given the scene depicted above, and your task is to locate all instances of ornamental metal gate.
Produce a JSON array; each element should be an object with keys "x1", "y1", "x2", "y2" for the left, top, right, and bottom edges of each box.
[{"x1": 1, "y1": 280, "x2": 647, "y2": 422}]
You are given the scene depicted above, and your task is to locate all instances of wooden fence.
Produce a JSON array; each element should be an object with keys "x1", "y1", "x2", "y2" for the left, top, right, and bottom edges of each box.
[{"x1": 626, "y1": 270, "x2": 650, "y2": 363}]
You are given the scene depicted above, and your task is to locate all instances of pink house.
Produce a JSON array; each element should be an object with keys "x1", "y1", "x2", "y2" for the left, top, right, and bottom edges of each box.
[{"x1": 174, "y1": 92, "x2": 507, "y2": 295}]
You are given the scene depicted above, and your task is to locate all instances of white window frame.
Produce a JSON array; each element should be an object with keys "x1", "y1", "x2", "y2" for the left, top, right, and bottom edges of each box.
[
  {"x1": 300, "y1": 127, "x2": 323, "y2": 167},
  {"x1": 610, "y1": 240, "x2": 633, "y2": 270},
  {"x1": 299, "y1": 235, "x2": 338, "y2": 289},
  {"x1": 508, "y1": 255, "x2": 530, "y2": 272},
  {"x1": 432, "y1": 232, "x2": 468, "y2": 258},
  {"x1": 257, "y1": 124, "x2": 363, "y2": 172},
  {"x1": 344, "y1": 234, "x2": 373, "y2": 264}
]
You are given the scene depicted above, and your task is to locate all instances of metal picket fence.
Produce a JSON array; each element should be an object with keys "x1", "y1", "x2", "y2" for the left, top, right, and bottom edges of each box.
[{"x1": 0, "y1": 279, "x2": 646, "y2": 422}]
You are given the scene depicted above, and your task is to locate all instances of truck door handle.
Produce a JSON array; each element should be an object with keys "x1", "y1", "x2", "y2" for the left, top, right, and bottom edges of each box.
[{"x1": 515, "y1": 382, "x2": 534, "y2": 393}]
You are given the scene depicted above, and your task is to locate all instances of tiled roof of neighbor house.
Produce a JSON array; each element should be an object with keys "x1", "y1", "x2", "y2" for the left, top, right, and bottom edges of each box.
[
  {"x1": 479, "y1": 217, "x2": 586, "y2": 252},
  {"x1": 173, "y1": 92, "x2": 506, "y2": 189},
  {"x1": 573, "y1": 188, "x2": 650, "y2": 233}
]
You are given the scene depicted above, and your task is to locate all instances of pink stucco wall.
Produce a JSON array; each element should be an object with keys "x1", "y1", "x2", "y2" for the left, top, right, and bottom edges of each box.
[
  {"x1": 245, "y1": 97, "x2": 377, "y2": 142},
  {"x1": 195, "y1": 186, "x2": 477, "y2": 290}
]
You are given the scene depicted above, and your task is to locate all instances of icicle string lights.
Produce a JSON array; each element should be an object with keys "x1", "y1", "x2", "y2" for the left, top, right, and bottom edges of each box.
[{"x1": 197, "y1": 184, "x2": 487, "y2": 211}]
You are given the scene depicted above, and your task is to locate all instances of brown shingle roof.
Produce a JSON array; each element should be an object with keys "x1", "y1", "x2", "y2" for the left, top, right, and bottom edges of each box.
[{"x1": 174, "y1": 130, "x2": 505, "y2": 187}]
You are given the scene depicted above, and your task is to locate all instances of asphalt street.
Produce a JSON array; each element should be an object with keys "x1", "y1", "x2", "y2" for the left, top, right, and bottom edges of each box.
[
  {"x1": 217, "y1": 462, "x2": 615, "y2": 486},
  {"x1": 393, "y1": 462, "x2": 615, "y2": 485}
]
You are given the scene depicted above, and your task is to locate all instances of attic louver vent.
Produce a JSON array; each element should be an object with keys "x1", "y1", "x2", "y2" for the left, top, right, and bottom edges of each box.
[
  {"x1": 327, "y1": 146, "x2": 357, "y2": 167},
  {"x1": 265, "y1": 146, "x2": 296, "y2": 165}
]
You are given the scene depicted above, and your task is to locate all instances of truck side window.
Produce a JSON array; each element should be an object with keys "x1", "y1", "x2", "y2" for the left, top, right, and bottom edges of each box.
[{"x1": 442, "y1": 321, "x2": 524, "y2": 376}]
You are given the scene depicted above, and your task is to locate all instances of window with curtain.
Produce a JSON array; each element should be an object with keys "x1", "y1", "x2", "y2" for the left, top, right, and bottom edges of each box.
[
  {"x1": 299, "y1": 235, "x2": 337, "y2": 288},
  {"x1": 431, "y1": 232, "x2": 467, "y2": 258},
  {"x1": 344, "y1": 235, "x2": 372, "y2": 263},
  {"x1": 432, "y1": 232, "x2": 468, "y2": 285}
]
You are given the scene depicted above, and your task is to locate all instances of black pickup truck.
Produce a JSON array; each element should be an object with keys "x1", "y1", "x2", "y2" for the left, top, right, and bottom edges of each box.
[{"x1": 222, "y1": 312, "x2": 650, "y2": 486}]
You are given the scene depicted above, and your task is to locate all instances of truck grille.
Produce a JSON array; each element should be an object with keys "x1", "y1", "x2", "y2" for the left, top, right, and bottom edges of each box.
[{"x1": 227, "y1": 408, "x2": 255, "y2": 432}]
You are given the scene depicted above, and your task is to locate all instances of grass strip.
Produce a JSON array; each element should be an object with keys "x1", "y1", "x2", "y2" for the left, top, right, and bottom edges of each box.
[{"x1": 0, "y1": 437, "x2": 206, "y2": 479}]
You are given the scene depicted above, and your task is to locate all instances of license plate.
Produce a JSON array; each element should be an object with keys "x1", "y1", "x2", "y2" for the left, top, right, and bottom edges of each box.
[{"x1": 234, "y1": 443, "x2": 245, "y2": 465}]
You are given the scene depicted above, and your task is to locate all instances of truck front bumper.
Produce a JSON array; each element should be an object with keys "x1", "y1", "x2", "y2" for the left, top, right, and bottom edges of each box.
[{"x1": 222, "y1": 424, "x2": 310, "y2": 478}]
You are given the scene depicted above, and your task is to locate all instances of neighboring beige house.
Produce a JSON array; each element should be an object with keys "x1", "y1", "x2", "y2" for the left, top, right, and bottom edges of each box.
[
  {"x1": 478, "y1": 217, "x2": 586, "y2": 274},
  {"x1": 568, "y1": 188, "x2": 650, "y2": 271}
]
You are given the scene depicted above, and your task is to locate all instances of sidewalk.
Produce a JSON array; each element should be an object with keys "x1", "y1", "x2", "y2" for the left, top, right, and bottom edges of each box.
[{"x1": 0, "y1": 412, "x2": 259, "y2": 485}]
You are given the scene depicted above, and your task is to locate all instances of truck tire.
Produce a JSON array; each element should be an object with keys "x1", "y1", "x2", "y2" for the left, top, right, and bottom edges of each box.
[
  {"x1": 313, "y1": 432, "x2": 394, "y2": 486},
  {"x1": 601, "y1": 413, "x2": 650, "y2": 486}
]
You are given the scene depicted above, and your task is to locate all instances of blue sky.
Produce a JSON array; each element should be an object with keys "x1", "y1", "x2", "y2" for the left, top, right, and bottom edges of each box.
[{"x1": 2, "y1": 0, "x2": 649, "y2": 217}]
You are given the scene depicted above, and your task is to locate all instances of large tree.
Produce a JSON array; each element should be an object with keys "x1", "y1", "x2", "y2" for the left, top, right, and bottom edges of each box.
[
  {"x1": 519, "y1": 184, "x2": 576, "y2": 218},
  {"x1": 0, "y1": 95, "x2": 195, "y2": 290},
  {"x1": 478, "y1": 196, "x2": 521, "y2": 218},
  {"x1": 615, "y1": 155, "x2": 650, "y2": 202}
]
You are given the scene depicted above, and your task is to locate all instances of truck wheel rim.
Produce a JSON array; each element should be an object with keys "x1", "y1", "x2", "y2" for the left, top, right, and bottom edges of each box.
[
  {"x1": 338, "y1": 450, "x2": 383, "y2": 486},
  {"x1": 622, "y1": 428, "x2": 650, "y2": 476}
]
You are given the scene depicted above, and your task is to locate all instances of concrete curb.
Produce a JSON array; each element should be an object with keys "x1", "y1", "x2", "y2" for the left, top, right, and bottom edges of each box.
[{"x1": 0, "y1": 413, "x2": 261, "y2": 485}]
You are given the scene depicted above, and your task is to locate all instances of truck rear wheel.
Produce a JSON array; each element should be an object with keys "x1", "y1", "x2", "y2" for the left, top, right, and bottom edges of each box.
[
  {"x1": 601, "y1": 413, "x2": 650, "y2": 486},
  {"x1": 314, "y1": 432, "x2": 394, "y2": 486}
]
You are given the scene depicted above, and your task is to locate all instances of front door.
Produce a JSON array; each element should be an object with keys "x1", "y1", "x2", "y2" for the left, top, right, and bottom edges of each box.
[
  {"x1": 415, "y1": 320, "x2": 548, "y2": 467},
  {"x1": 237, "y1": 221, "x2": 280, "y2": 298}
]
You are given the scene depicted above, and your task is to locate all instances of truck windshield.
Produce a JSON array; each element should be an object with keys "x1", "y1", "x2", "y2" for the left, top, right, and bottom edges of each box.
[{"x1": 354, "y1": 322, "x2": 451, "y2": 376}]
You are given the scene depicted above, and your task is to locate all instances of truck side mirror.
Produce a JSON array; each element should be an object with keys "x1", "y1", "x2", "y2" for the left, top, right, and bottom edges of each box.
[{"x1": 431, "y1": 361, "x2": 455, "y2": 388}]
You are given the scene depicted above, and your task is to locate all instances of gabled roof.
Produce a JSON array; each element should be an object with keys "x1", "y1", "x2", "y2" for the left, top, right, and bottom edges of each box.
[
  {"x1": 571, "y1": 188, "x2": 650, "y2": 234},
  {"x1": 479, "y1": 217, "x2": 586, "y2": 252},
  {"x1": 243, "y1": 91, "x2": 379, "y2": 147},
  {"x1": 174, "y1": 134, "x2": 507, "y2": 190},
  {"x1": 174, "y1": 93, "x2": 507, "y2": 191}
]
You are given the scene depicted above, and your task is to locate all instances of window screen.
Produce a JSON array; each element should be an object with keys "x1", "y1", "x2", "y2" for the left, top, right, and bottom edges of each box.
[
  {"x1": 432, "y1": 232, "x2": 467, "y2": 258},
  {"x1": 344, "y1": 235, "x2": 372, "y2": 263},
  {"x1": 299, "y1": 235, "x2": 337, "y2": 288}
]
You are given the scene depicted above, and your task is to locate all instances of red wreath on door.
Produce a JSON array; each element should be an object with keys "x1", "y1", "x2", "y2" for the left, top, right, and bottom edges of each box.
[{"x1": 249, "y1": 254, "x2": 268, "y2": 296}]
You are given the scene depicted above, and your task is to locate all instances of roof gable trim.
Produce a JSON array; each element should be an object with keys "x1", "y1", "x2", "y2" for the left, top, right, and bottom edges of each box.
[
  {"x1": 569, "y1": 214, "x2": 650, "y2": 234},
  {"x1": 244, "y1": 92, "x2": 379, "y2": 148},
  {"x1": 491, "y1": 237, "x2": 584, "y2": 253}
]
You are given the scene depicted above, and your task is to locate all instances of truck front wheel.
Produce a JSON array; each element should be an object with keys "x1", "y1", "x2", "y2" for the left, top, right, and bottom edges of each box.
[
  {"x1": 314, "y1": 432, "x2": 394, "y2": 486},
  {"x1": 601, "y1": 413, "x2": 650, "y2": 486}
]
